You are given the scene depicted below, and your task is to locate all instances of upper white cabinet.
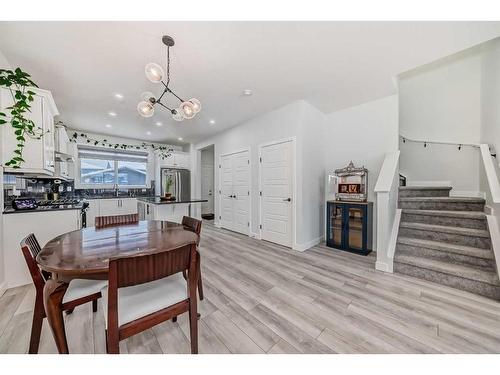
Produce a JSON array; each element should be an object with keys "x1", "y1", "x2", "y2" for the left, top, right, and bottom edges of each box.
[
  {"x1": 1, "y1": 87, "x2": 59, "y2": 175},
  {"x1": 156, "y1": 150, "x2": 190, "y2": 169},
  {"x1": 55, "y1": 125, "x2": 70, "y2": 178}
]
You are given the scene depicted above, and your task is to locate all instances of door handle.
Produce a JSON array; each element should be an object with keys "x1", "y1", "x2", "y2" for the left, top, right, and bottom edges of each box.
[{"x1": 283, "y1": 198, "x2": 291, "y2": 202}]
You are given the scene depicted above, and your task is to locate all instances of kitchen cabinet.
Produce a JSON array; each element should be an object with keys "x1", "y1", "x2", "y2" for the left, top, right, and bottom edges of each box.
[
  {"x1": 137, "y1": 201, "x2": 190, "y2": 223},
  {"x1": 55, "y1": 125, "x2": 70, "y2": 178},
  {"x1": 1, "y1": 87, "x2": 58, "y2": 175},
  {"x1": 96, "y1": 198, "x2": 138, "y2": 216},
  {"x1": 3, "y1": 209, "x2": 81, "y2": 288},
  {"x1": 326, "y1": 201, "x2": 373, "y2": 255},
  {"x1": 156, "y1": 150, "x2": 190, "y2": 169}
]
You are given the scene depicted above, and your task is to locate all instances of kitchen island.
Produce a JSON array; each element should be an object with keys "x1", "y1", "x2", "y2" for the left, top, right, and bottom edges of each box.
[{"x1": 137, "y1": 197, "x2": 207, "y2": 222}]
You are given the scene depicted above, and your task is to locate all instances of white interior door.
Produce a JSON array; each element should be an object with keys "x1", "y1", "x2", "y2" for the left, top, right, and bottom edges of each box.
[
  {"x1": 201, "y1": 159, "x2": 214, "y2": 215},
  {"x1": 260, "y1": 140, "x2": 293, "y2": 247},
  {"x1": 219, "y1": 150, "x2": 250, "y2": 235}
]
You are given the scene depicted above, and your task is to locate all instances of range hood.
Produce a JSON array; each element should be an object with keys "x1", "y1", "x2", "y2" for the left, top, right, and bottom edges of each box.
[{"x1": 55, "y1": 150, "x2": 75, "y2": 163}]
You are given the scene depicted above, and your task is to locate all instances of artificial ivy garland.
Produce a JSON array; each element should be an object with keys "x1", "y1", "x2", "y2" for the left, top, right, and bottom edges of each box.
[
  {"x1": 0, "y1": 68, "x2": 45, "y2": 168},
  {"x1": 68, "y1": 127, "x2": 174, "y2": 159}
]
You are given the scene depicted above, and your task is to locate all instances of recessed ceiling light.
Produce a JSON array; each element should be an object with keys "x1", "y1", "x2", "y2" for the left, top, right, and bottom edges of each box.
[
  {"x1": 209, "y1": 119, "x2": 215, "y2": 125},
  {"x1": 146, "y1": 131, "x2": 151, "y2": 135},
  {"x1": 114, "y1": 93, "x2": 124, "y2": 100},
  {"x1": 105, "y1": 124, "x2": 112, "y2": 128},
  {"x1": 108, "y1": 111, "x2": 117, "y2": 117},
  {"x1": 178, "y1": 137, "x2": 183, "y2": 141},
  {"x1": 155, "y1": 121, "x2": 163, "y2": 127},
  {"x1": 243, "y1": 89, "x2": 253, "y2": 96}
]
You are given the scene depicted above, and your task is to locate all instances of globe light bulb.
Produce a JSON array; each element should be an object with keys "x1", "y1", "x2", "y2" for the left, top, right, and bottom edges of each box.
[
  {"x1": 172, "y1": 109, "x2": 184, "y2": 122},
  {"x1": 141, "y1": 91, "x2": 156, "y2": 103},
  {"x1": 137, "y1": 101, "x2": 154, "y2": 117},
  {"x1": 145, "y1": 63, "x2": 164, "y2": 83},
  {"x1": 179, "y1": 101, "x2": 196, "y2": 119},
  {"x1": 189, "y1": 98, "x2": 201, "y2": 114}
]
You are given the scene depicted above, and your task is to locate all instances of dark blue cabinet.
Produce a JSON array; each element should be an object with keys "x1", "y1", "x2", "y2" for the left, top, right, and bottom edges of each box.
[{"x1": 326, "y1": 201, "x2": 373, "y2": 255}]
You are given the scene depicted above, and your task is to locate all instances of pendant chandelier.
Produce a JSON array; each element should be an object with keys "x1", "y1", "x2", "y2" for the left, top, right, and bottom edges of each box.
[{"x1": 137, "y1": 35, "x2": 201, "y2": 121}]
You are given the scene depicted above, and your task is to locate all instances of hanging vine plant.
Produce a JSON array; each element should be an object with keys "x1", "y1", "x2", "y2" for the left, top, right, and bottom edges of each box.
[
  {"x1": 0, "y1": 68, "x2": 45, "y2": 168},
  {"x1": 66, "y1": 125, "x2": 174, "y2": 159}
]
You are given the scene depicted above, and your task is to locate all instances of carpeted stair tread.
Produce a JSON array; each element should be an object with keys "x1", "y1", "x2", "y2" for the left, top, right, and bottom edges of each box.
[
  {"x1": 399, "y1": 197, "x2": 486, "y2": 203},
  {"x1": 397, "y1": 236, "x2": 494, "y2": 260},
  {"x1": 399, "y1": 186, "x2": 452, "y2": 191},
  {"x1": 401, "y1": 209, "x2": 486, "y2": 219},
  {"x1": 399, "y1": 222, "x2": 490, "y2": 238},
  {"x1": 395, "y1": 255, "x2": 500, "y2": 286}
]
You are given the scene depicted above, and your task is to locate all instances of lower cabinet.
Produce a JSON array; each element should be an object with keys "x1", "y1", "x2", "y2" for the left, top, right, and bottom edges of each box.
[
  {"x1": 326, "y1": 200, "x2": 373, "y2": 255},
  {"x1": 137, "y1": 202, "x2": 190, "y2": 223},
  {"x1": 3, "y1": 210, "x2": 81, "y2": 288},
  {"x1": 85, "y1": 198, "x2": 138, "y2": 227}
]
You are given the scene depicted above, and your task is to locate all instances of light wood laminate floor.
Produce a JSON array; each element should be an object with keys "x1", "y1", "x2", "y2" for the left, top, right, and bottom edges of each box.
[{"x1": 1, "y1": 223, "x2": 500, "y2": 354}]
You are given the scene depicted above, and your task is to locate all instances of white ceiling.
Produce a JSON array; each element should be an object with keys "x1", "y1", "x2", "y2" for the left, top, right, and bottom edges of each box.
[{"x1": 0, "y1": 21, "x2": 499, "y2": 145}]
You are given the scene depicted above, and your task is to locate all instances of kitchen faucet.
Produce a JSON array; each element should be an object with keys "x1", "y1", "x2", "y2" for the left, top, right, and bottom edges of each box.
[{"x1": 113, "y1": 183, "x2": 119, "y2": 197}]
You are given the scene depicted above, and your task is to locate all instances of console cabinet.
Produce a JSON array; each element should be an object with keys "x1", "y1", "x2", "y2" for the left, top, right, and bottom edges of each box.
[{"x1": 326, "y1": 200, "x2": 373, "y2": 255}]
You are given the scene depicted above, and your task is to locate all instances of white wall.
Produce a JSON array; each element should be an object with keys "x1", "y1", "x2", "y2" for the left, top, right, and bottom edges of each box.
[
  {"x1": 0, "y1": 48, "x2": 10, "y2": 294},
  {"x1": 324, "y1": 95, "x2": 399, "y2": 250},
  {"x1": 192, "y1": 100, "x2": 327, "y2": 250},
  {"x1": 398, "y1": 47, "x2": 483, "y2": 195},
  {"x1": 399, "y1": 48, "x2": 482, "y2": 144}
]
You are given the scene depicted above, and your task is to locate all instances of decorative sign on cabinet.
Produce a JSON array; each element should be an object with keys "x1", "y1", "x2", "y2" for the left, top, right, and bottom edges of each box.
[{"x1": 0, "y1": 87, "x2": 59, "y2": 175}]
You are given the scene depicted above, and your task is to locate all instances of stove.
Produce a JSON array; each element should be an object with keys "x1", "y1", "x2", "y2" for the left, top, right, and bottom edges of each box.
[{"x1": 36, "y1": 198, "x2": 82, "y2": 206}]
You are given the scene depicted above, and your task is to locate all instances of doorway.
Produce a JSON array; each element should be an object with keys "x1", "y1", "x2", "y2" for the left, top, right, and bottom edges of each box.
[
  {"x1": 259, "y1": 138, "x2": 294, "y2": 248},
  {"x1": 219, "y1": 149, "x2": 251, "y2": 235},
  {"x1": 200, "y1": 145, "x2": 215, "y2": 221}
]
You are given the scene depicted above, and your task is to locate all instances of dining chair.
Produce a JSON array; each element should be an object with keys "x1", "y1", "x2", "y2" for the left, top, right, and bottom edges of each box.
[
  {"x1": 20, "y1": 233, "x2": 107, "y2": 354},
  {"x1": 181, "y1": 216, "x2": 203, "y2": 300},
  {"x1": 103, "y1": 242, "x2": 199, "y2": 354},
  {"x1": 95, "y1": 213, "x2": 139, "y2": 229}
]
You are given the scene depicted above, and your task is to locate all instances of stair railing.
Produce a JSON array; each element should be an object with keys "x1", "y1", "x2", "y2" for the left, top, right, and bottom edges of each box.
[
  {"x1": 374, "y1": 150, "x2": 400, "y2": 273},
  {"x1": 399, "y1": 134, "x2": 481, "y2": 150},
  {"x1": 479, "y1": 144, "x2": 500, "y2": 276}
]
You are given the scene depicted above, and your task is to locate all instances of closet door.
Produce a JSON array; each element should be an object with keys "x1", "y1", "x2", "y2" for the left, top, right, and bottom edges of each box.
[{"x1": 219, "y1": 150, "x2": 250, "y2": 235}]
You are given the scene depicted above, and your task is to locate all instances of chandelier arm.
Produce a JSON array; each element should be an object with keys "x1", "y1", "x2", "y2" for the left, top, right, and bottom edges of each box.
[
  {"x1": 156, "y1": 87, "x2": 168, "y2": 102},
  {"x1": 167, "y1": 88, "x2": 186, "y2": 103},
  {"x1": 156, "y1": 101, "x2": 174, "y2": 113}
]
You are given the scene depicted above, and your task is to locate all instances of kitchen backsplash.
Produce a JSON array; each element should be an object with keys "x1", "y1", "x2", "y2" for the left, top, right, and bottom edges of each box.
[{"x1": 3, "y1": 174, "x2": 155, "y2": 207}]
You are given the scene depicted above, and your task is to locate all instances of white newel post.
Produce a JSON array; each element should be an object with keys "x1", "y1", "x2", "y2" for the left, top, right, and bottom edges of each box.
[{"x1": 374, "y1": 151, "x2": 400, "y2": 273}]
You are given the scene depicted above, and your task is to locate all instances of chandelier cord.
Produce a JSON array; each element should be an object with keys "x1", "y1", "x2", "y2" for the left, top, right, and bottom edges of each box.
[{"x1": 166, "y1": 46, "x2": 171, "y2": 88}]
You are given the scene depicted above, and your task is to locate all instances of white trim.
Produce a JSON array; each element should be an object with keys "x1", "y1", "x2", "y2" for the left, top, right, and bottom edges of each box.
[
  {"x1": 294, "y1": 235, "x2": 324, "y2": 252},
  {"x1": 480, "y1": 144, "x2": 500, "y2": 204},
  {"x1": 374, "y1": 150, "x2": 400, "y2": 193},
  {"x1": 407, "y1": 180, "x2": 452, "y2": 187},
  {"x1": 449, "y1": 190, "x2": 485, "y2": 198},
  {"x1": 258, "y1": 137, "x2": 296, "y2": 249},
  {"x1": 486, "y1": 215, "x2": 500, "y2": 276},
  {"x1": 0, "y1": 281, "x2": 6, "y2": 297},
  {"x1": 218, "y1": 147, "x2": 252, "y2": 236}
]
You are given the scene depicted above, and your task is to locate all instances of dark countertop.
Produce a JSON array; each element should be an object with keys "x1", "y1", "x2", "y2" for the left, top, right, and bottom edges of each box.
[
  {"x1": 137, "y1": 197, "x2": 208, "y2": 205},
  {"x1": 78, "y1": 195, "x2": 152, "y2": 200},
  {"x1": 3, "y1": 204, "x2": 84, "y2": 214}
]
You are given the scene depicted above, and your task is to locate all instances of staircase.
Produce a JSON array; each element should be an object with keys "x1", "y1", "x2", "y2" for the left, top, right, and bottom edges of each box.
[{"x1": 394, "y1": 186, "x2": 500, "y2": 300}]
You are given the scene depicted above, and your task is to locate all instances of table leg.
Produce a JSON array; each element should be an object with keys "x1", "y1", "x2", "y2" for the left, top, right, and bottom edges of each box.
[{"x1": 43, "y1": 279, "x2": 69, "y2": 354}]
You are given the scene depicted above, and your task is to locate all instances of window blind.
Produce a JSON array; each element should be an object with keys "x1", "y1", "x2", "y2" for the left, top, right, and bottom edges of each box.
[{"x1": 77, "y1": 145, "x2": 148, "y2": 163}]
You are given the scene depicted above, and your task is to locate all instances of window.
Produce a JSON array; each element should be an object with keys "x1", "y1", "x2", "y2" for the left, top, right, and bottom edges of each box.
[{"x1": 78, "y1": 146, "x2": 148, "y2": 187}]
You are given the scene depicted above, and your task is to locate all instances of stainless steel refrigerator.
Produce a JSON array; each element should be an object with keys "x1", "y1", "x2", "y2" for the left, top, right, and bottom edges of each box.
[{"x1": 160, "y1": 168, "x2": 191, "y2": 201}]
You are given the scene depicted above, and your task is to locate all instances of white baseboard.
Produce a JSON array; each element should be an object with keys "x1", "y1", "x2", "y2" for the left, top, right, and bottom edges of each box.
[
  {"x1": 450, "y1": 190, "x2": 484, "y2": 198},
  {"x1": 375, "y1": 261, "x2": 393, "y2": 273},
  {"x1": 0, "y1": 281, "x2": 7, "y2": 297},
  {"x1": 408, "y1": 180, "x2": 452, "y2": 187},
  {"x1": 293, "y1": 235, "x2": 324, "y2": 252}
]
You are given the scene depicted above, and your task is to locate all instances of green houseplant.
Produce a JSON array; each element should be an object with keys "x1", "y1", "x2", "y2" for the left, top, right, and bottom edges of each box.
[
  {"x1": 0, "y1": 67, "x2": 44, "y2": 168},
  {"x1": 165, "y1": 175, "x2": 174, "y2": 199}
]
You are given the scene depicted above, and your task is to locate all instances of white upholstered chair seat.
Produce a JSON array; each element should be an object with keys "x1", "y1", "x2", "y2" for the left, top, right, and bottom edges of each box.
[
  {"x1": 62, "y1": 279, "x2": 108, "y2": 304},
  {"x1": 101, "y1": 272, "x2": 187, "y2": 327}
]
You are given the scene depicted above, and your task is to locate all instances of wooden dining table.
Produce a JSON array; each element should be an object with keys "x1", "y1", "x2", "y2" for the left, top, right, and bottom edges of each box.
[{"x1": 36, "y1": 220, "x2": 199, "y2": 354}]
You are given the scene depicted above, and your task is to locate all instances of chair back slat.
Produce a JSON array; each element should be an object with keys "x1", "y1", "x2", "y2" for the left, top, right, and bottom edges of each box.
[
  {"x1": 95, "y1": 213, "x2": 139, "y2": 229},
  {"x1": 110, "y1": 244, "x2": 196, "y2": 289},
  {"x1": 181, "y1": 216, "x2": 202, "y2": 246},
  {"x1": 20, "y1": 233, "x2": 47, "y2": 288}
]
